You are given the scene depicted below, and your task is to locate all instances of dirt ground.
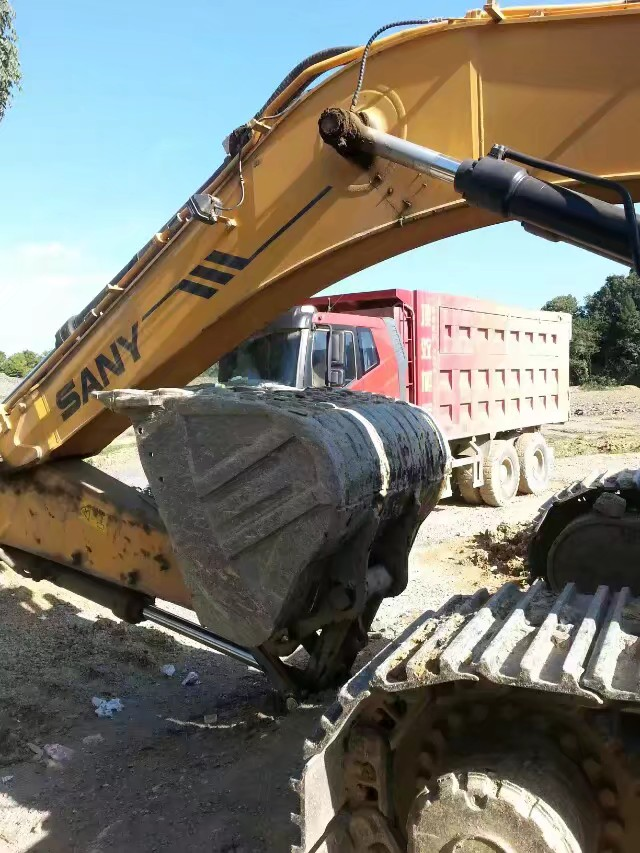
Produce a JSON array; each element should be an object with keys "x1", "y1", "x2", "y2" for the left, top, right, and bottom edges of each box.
[{"x1": 1, "y1": 385, "x2": 640, "y2": 852}]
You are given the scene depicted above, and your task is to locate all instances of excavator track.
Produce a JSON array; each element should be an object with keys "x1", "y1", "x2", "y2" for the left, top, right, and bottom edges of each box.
[
  {"x1": 293, "y1": 580, "x2": 640, "y2": 852},
  {"x1": 530, "y1": 468, "x2": 640, "y2": 594}
]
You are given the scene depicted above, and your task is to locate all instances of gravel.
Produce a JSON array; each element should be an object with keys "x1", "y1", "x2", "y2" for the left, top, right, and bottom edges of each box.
[
  {"x1": 373, "y1": 451, "x2": 640, "y2": 638},
  {"x1": 0, "y1": 375, "x2": 20, "y2": 400},
  {"x1": 570, "y1": 384, "x2": 640, "y2": 417}
]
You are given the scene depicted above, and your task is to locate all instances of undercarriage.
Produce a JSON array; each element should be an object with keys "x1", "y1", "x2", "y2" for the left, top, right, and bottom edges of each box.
[{"x1": 295, "y1": 580, "x2": 640, "y2": 852}]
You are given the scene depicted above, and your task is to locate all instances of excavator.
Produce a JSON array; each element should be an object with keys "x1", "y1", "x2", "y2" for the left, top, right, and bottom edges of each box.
[{"x1": 2, "y1": 2, "x2": 640, "y2": 849}]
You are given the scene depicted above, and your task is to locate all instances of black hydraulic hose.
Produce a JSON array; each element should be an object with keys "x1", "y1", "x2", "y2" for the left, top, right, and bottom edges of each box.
[
  {"x1": 254, "y1": 46, "x2": 356, "y2": 119},
  {"x1": 350, "y1": 19, "x2": 443, "y2": 110}
]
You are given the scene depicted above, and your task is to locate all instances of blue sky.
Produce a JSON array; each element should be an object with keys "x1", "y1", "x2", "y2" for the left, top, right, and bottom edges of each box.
[{"x1": 0, "y1": 0, "x2": 627, "y2": 354}]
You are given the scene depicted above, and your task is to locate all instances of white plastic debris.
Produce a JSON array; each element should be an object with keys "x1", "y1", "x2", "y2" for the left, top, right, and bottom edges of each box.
[
  {"x1": 1, "y1": 775, "x2": 13, "y2": 784},
  {"x1": 181, "y1": 671, "x2": 200, "y2": 686},
  {"x1": 161, "y1": 664, "x2": 176, "y2": 678},
  {"x1": 82, "y1": 734, "x2": 105, "y2": 746},
  {"x1": 44, "y1": 744, "x2": 75, "y2": 763},
  {"x1": 92, "y1": 697, "x2": 124, "y2": 718}
]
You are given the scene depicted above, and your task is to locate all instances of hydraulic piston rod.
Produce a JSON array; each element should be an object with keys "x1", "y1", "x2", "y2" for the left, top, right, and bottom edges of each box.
[
  {"x1": 318, "y1": 107, "x2": 640, "y2": 273},
  {"x1": 143, "y1": 604, "x2": 260, "y2": 669},
  {"x1": 318, "y1": 107, "x2": 460, "y2": 181}
]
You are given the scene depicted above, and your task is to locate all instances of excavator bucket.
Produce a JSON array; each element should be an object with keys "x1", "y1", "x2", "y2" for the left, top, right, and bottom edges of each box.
[{"x1": 99, "y1": 386, "x2": 449, "y2": 682}]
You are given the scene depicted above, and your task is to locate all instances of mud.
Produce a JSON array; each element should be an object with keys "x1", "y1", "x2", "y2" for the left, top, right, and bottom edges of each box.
[{"x1": 471, "y1": 523, "x2": 533, "y2": 584}]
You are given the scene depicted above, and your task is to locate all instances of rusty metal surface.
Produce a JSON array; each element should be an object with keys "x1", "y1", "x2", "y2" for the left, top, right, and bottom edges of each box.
[
  {"x1": 0, "y1": 459, "x2": 190, "y2": 606},
  {"x1": 99, "y1": 386, "x2": 449, "y2": 649}
]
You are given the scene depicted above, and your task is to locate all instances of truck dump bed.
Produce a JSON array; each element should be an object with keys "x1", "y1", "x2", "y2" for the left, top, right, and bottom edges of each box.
[{"x1": 311, "y1": 289, "x2": 571, "y2": 440}]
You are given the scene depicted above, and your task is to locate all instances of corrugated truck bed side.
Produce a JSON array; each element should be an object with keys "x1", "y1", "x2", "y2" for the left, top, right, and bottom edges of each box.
[{"x1": 414, "y1": 292, "x2": 571, "y2": 440}]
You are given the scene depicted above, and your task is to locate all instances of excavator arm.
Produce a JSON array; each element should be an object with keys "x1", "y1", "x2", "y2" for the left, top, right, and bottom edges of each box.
[
  {"x1": 2, "y1": 1, "x2": 640, "y2": 691},
  {"x1": 3, "y1": 1, "x2": 640, "y2": 467}
]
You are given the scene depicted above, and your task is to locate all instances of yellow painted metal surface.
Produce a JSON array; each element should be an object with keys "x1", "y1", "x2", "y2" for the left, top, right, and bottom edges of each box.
[
  {"x1": 1, "y1": 2, "x2": 639, "y2": 467},
  {"x1": 0, "y1": 460, "x2": 191, "y2": 606},
  {"x1": 1, "y1": 3, "x2": 640, "y2": 611}
]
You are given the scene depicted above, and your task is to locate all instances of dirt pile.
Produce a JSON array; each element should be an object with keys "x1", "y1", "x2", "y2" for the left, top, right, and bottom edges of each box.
[
  {"x1": 571, "y1": 384, "x2": 640, "y2": 417},
  {"x1": 471, "y1": 522, "x2": 533, "y2": 584},
  {"x1": 550, "y1": 432, "x2": 640, "y2": 458}
]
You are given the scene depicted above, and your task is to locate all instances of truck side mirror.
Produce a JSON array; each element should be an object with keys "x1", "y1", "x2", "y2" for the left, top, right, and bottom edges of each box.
[
  {"x1": 328, "y1": 331, "x2": 346, "y2": 387},
  {"x1": 329, "y1": 331, "x2": 345, "y2": 366}
]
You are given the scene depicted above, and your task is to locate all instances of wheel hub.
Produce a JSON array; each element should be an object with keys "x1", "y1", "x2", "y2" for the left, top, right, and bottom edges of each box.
[{"x1": 408, "y1": 771, "x2": 582, "y2": 853}]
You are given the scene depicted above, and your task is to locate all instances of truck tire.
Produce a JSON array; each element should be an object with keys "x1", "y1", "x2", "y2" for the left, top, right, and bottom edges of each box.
[
  {"x1": 454, "y1": 464, "x2": 482, "y2": 504},
  {"x1": 516, "y1": 432, "x2": 552, "y2": 495},
  {"x1": 480, "y1": 440, "x2": 519, "y2": 507}
]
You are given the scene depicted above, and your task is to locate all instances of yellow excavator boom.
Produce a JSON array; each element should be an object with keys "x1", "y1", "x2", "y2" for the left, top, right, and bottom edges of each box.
[
  {"x1": 2, "y1": 1, "x2": 640, "y2": 467},
  {"x1": 1, "y1": 1, "x2": 640, "y2": 688}
]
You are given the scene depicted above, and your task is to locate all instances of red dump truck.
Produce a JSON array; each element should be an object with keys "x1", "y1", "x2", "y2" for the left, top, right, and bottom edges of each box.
[{"x1": 217, "y1": 289, "x2": 571, "y2": 506}]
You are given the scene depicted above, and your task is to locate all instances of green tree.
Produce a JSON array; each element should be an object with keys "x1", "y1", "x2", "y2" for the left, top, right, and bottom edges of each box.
[
  {"x1": 584, "y1": 271, "x2": 640, "y2": 381},
  {"x1": 0, "y1": 1, "x2": 20, "y2": 122},
  {"x1": 606, "y1": 292, "x2": 640, "y2": 384},
  {"x1": 543, "y1": 271, "x2": 640, "y2": 386},
  {"x1": 3, "y1": 350, "x2": 40, "y2": 377},
  {"x1": 541, "y1": 294, "x2": 579, "y2": 315},
  {"x1": 541, "y1": 292, "x2": 599, "y2": 384},
  {"x1": 0, "y1": 351, "x2": 6, "y2": 373},
  {"x1": 569, "y1": 317, "x2": 600, "y2": 385}
]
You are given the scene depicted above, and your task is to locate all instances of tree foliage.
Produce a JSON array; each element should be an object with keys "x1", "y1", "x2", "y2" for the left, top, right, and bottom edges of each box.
[
  {"x1": 0, "y1": 1, "x2": 20, "y2": 122},
  {"x1": 541, "y1": 295, "x2": 579, "y2": 316},
  {"x1": 542, "y1": 271, "x2": 640, "y2": 386},
  {"x1": 1, "y1": 350, "x2": 41, "y2": 377}
]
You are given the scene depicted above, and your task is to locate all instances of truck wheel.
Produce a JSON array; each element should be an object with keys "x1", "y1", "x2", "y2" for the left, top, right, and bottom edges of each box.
[
  {"x1": 480, "y1": 441, "x2": 519, "y2": 507},
  {"x1": 454, "y1": 464, "x2": 482, "y2": 505},
  {"x1": 516, "y1": 432, "x2": 552, "y2": 495}
]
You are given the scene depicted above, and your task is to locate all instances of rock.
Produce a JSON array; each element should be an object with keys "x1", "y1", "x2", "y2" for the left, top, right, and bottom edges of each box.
[
  {"x1": 181, "y1": 671, "x2": 200, "y2": 686},
  {"x1": 27, "y1": 742, "x2": 44, "y2": 759},
  {"x1": 82, "y1": 734, "x2": 105, "y2": 746},
  {"x1": 44, "y1": 743, "x2": 75, "y2": 764},
  {"x1": 92, "y1": 697, "x2": 124, "y2": 718},
  {"x1": 160, "y1": 664, "x2": 176, "y2": 677},
  {"x1": 203, "y1": 713, "x2": 218, "y2": 725},
  {"x1": 285, "y1": 696, "x2": 299, "y2": 712},
  {"x1": 593, "y1": 492, "x2": 627, "y2": 518}
]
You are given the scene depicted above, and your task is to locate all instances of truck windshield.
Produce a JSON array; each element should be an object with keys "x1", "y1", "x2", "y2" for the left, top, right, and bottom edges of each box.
[{"x1": 218, "y1": 331, "x2": 301, "y2": 387}]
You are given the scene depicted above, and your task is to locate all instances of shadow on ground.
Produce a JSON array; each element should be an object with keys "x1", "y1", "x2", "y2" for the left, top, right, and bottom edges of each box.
[{"x1": 0, "y1": 578, "x2": 324, "y2": 852}]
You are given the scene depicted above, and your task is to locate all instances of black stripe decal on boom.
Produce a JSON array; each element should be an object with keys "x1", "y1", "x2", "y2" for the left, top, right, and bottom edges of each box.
[
  {"x1": 142, "y1": 281, "x2": 182, "y2": 320},
  {"x1": 142, "y1": 185, "x2": 332, "y2": 321},
  {"x1": 142, "y1": 278, "x2": 217, "y2": 319},
  {"x1": 249, "y1": 185, "x2": 332, "y2": 262},
  {"x1": 177, "y1": 279, "x2": 217, "y2": 299},
  {"x1": 190, "y1": 265, "x2": 233, "y2": 285},
  {"x1": 205, "y1": 250, "x2": 249, "y2": 270}
]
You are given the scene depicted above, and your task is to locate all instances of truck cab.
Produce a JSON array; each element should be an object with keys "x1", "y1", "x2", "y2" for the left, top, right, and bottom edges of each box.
[
  {"x1": 218, "y1": 303, "x2": 406, "y2": 400},
  {"x1": 217, "y1": 288, "x2": 570, "y2": 508}
]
